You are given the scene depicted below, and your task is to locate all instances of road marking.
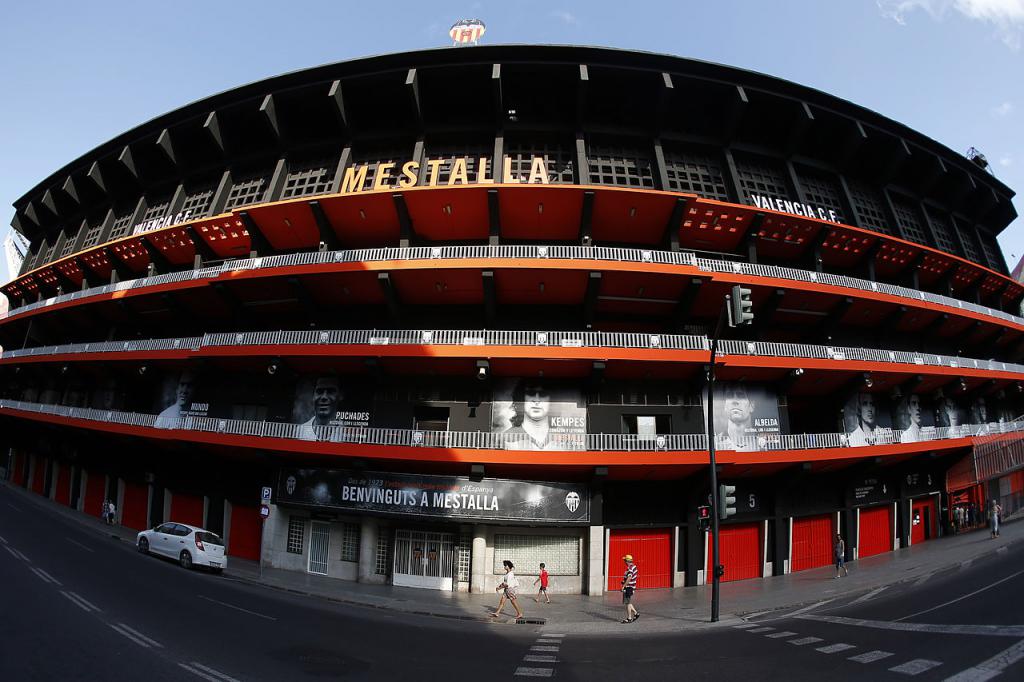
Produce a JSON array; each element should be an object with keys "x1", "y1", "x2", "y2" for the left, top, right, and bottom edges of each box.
[
  {"x1": 960, "y1": 559, "x2": 974, "y2": 571},
  {"x1": 786, "y1": 599, "x2": 837, "y2": 618},
  {"x1": 748, "y1": 627, "x2": 775, "y2": 633},
  {"x1": 896, "y1": 568, "x2": 1024, "y2": 621},
  {"x1": 109, "y1": 624, "x2": 152, "y2": 648},
  {"x1": 996, "y1": 546, "x2": 1008, "y2": 555},
  {"x1": 186, "y1": 662, "x2": 240, "y2": 682},
  {"x1": 112, "y1": 623, "x2": 163, "y2": 648},
  {"x1": 799, "y1": 614, "x2": 1024, "y2": 638},
  {"x1": 789, "y1": 637, "x2": 823, "y2": 646},
  {"x1": 0, "y1": 533, "x2": 6, "y2": 543},
  {"x1": 198, "y1": 595, "x2": 277, "y2": 621},
  {"x1": 514, "y1": 668, "x2": 554, "y2": 678},
  {"x1": 942, "y1": 639, "x2": 1024, "y2": 681},
  {"x1": 178, "y1": 663, "x2": 235, "y2": 682},
  {"x1": 890, "y1": 659, "x2": 942, "y2": 675},
  {"x1": 530, "y1": 645, "x2": 560, "y2": 652},
  {"x1": 913, "y1": 572, "x2": 935, "y2": 587},
  {"x1": 61, "y1": 591, "x2": 99, "y2": 612},
  {"x1": 734, "y1": 623, "x2": 760, "y2": 629},
  {"x1": 851, "y1": 586, "x2": 888, "y2": 604},
  {"x1": 7, "y1": 503, "x2": 22, "y2": 512},
  {"x1": 524, "y1": 655, "x2": 558, "y2": 663},
  {"x1": 849, "y1": 650, "x2": 894, "y2": 663},
  {"x1": 536, "y1": 640, "x2": 561, "y2": 646},
  {"x1": 3, "y1": 546, "x2": 29, "y2": 562},
  {"x1": 817, "y1": 643, "x2": 856, "y2": 654},
  {"x1": 766, "y1": 631, "x2": 798, "y2": 639},
  {"x1": 541, "y1": 633, "x2": 565, "y2": 637},
  {"x1": 29, "y1": 567, "x2": 61, "y2": 585},
  {"x1": 65, "y1": 538, "x2": 95, "y2": 553},
  {"x1": 743, "y1": 610, "x2": 772, "y2": 619}
]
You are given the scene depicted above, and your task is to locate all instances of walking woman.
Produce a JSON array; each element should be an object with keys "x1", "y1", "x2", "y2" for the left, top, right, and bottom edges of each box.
[
  {"x1": 492, "y1": 560, "x2": 524, "y2": 620},
  {"x1": 833, "y1": 534, "x2": 848, "y2": 578}
]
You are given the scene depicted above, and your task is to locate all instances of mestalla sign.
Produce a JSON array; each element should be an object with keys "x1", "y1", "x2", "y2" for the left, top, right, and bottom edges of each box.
[{"x1": 277, "y1": 468, "x2": 590, "y2": 524}]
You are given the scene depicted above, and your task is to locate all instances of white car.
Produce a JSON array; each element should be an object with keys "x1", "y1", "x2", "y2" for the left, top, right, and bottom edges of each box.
[{"x1": 137, "y1": 522, "x2": 227, "y2": 573}]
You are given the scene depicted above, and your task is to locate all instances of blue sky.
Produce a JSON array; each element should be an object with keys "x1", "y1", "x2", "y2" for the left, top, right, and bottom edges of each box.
[{"x1": 1, "y1": 0, "x2": 1021, "y2": 283}]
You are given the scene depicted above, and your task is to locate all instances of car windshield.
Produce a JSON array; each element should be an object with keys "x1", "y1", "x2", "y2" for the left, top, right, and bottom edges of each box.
[{"x1": 198, "y1": 532, "x2": 224, "y2": 546}]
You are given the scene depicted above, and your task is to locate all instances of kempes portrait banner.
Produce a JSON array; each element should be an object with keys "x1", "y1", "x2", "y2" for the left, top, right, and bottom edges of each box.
[
  {"x1": 277, "y1": 468, "x2": 591, "y2": 524},
  {"x1": 491, "y1": 379, "x2": 586, "y2": 451},
  {"x1": 703, "y1": 382, "x2": 782, "y2": 451}
]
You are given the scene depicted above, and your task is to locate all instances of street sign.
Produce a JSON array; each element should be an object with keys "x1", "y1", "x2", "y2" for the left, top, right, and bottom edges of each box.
[
  {"x1": 261, "y1": 486, "x2": 272, "y2": 502},
  {"x1": 259, "y1": 505, "x2": 270, "y2": 519}
]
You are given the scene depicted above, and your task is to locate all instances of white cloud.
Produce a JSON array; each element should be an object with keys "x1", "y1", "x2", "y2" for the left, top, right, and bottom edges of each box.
[
  {"x1": 992, "y1": 101, "x2": 1015, "y2": 116},
  {"x1": 550, "y1": 10, "x2": 579, "y2": 25},
  {"x1": 877, "y1": 0, "x2": 1024, "y2": 49},
  {"x1": 1000, "y1": 155, "x2": 1013, "y2": 166}
]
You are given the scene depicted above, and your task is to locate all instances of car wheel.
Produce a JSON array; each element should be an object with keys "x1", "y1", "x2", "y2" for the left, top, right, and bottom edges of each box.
[
  {"x1": 180, "y1": 550, "x2": 192, "y2": 570},
  {"x1": 138, "y1": 537, "x2": 149, "y2": 554}
]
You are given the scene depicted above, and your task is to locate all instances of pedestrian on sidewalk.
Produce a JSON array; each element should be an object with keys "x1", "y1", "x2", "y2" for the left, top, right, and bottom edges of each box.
[
  {"x1": 621, "y1": 554, "x2": 639, "y2": 623},
  {"x1": 533, "y1": 563, "x2": 550, "y2": 604},
  {"x1": 990, "y1": 500, "x2": 1002, "y2": 538},
  {"x1": 107, "y1": 500, "x2": 116, "y2": 526},
  {"x1": 492, "y1": 560, "x2": 524, "y2": 620},
  {"x1": 833, "y1": 534, "x2": 848, "y2": 578},
  {"x1": 102, "y1": 499, "x2": 111, "y2": 525}
]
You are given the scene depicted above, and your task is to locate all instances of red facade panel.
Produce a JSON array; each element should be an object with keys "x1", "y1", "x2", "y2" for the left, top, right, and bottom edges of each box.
[
  {"x1": 83, "y1": 472, "x2": 106, "y2": 517},
  {"x1": 169, "y1": 492, "x2": 204, "y2": 528},
  {"x1": 11, "y1": 451, "x2": 25, "y2": 487},
  {"x1": 911, "y1": 497, "x2": 938, "y2": 545},
  {"x1": 858, "y1": 505, "x2": 893, "y2": 558},
  {"x1": 54, "y1": 463, "x2": 71, "y2": 506},
  {"x1": 709, "y1": 523, "x2": 762, "y2": 583},
  {"x1": 228, "y1": 505, "x2": 261, "y2": 561},
  {"x1": 30, "y1": 456, "x2": 46, "y2": 495},
  {"x1": 121, "y1": 482, "x2": 148, "y2": 531},
  {"x1": 791, "y1": 514, "x2": 835, "y2": 572},
  {"x1": 607, "y1": 529, "x2": 673, "y2": 590}
]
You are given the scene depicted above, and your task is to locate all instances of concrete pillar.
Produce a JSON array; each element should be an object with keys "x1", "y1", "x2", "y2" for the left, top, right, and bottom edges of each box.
[
  {"x1": 358, "y1": 517, "x2": 381, "y2": 583},
  {"x1": 586, "y1": 525, "x2": 604, "y2": 595},
  {"x1": 470, "y1": 525, "x2": 487, "y2": 594}
]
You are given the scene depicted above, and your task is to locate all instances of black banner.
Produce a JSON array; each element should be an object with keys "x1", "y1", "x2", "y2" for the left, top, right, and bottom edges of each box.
[{"x1": 277, "y1": 468, "x2": 590, "y2": 524}]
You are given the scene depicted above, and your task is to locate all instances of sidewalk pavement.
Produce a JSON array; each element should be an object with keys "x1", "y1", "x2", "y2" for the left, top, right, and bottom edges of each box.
[{"x1": 6, "y1": 481, "x2": 1021, "y2": 635}]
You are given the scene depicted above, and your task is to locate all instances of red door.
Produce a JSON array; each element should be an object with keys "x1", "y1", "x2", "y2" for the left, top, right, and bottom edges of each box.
[
  {"x1": 791, "y1": 515, "x2": 835, "y2": 572},
  {"x1": 12, "y1": 452, "x2": 25, "y2": 487},
  {"x1": 858, "y1": 505, "x2": 893, "y2": 558},
  {"x1": 54, "y1": 464, "x2": 71, "y2": 506},
  {"x1": 228, "y1": 505, "x2": 261, "y2": 561},
  {"x1": 30, "y1": 456, "x2": 46, "y2": 495},
  {"x1": 121, "y1": 482, "x2": 149, "y2": 531},
  {"x1": 911, "y1": 497, "x2": 937, "y2": 545},
  {"x1": 709, "y1": 523, "x2": 762, "y2": 583},
  {"x1": 170, "y1": 492, "x2": 205, "y2": 527},
  {"x1": 607, "y1": 529, "x2": 673, "y2": 590},
  {"x1": 83, "y1": 472, "x2": 106, "y2": 518}
]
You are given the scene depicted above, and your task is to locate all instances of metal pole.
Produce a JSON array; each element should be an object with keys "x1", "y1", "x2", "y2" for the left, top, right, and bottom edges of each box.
[{"x1": 708, "y1": 302, "x2": 727, "y2": 622}]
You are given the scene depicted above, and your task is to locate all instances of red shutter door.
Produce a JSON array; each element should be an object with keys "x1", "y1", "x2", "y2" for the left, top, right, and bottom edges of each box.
[
  {"x1": 607, "y1": 529, "x2": 672, "y2": 590},
  {"x1": 12, "y1": 452, "x2": 25, "y2": 487},
  {"x1": 83, "y1": 472, "x2": 106, "y2": 517},
  {"x1": 911, "y1": 497, "x2": 937, "y2": 544},
  {"x1": 709, "y1": 523, "x2": 762, "y2": 583},
  {"x1": 54, "y1": 464, "x2": 71, "y2": 506},
  {"x1": 858, "y1": 505, "x2": 892, "y2": 558},
  {"x1": 228, "y1": 505, "x2": 261, "y2": 561},
  {"x1": 121, "y1": 482, "x2": 149, "y2": 531},
  {"x1": 791, "y1": 515, "x2": 835, "y2": 572},
  {"x1": 30, "y1": 456, "x2": 47, "y2": 495},
  {"x1": 170, "y1": 492, "x2": 204, "y2": 527}
]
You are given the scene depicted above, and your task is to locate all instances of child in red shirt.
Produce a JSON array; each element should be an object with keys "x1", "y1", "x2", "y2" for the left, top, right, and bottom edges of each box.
[{"x1": 533, "y1": 563, "x2": 551, "y2": 604}]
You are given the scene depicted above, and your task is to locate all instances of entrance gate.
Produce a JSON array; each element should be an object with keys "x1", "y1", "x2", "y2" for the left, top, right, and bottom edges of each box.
[
  {"x1": 392, "y1": 530, "x2": 455, "y2": 590},
  {"x1": 308, "y1": 521, "x2": 331, "y2": 575}
]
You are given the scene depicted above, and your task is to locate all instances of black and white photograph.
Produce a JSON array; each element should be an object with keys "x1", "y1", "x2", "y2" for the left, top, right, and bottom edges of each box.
[
  {"x1": 895, "y1": 393, "x2": 931, "y2": 443},
  {"x1": 491, "y1": 379, "x2": 587, "y2": 451},
  {"x1": 843, "y1": 392, "x2": 893, "y2": 447},
  {"x1": 291, "y1": 374, "x2": 371, "y2": 440},
  {"x1": 154, "y1": 369, "x2": 207, "y2": 429},
  {"x1": 705, "y1": 383, "x2": 782, "y2": 452}
]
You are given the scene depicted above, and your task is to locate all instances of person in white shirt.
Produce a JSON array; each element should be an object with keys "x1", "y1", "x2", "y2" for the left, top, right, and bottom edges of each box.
[
  {"x1": 491, "y1": 560, "x2": 524, "y2": 620},
  {"x1": 848, "y1": 393, "x2": 878, "y2": 446}
]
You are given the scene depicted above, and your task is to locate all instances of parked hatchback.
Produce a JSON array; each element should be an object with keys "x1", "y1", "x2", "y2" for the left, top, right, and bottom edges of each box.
[{"x1": 137, "y1": 522, "x2": 227, "y2": 573}]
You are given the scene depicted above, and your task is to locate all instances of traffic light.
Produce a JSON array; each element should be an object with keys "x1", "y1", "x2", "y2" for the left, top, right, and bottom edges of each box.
[
  {"x1": 697, "y1": 505, "x2": 711, "y2": 532},
  {"x1": 718, "y1": 484, "x2": 737, "y2": 520},
  {"x1": 729, "y1": 285, "x2": 753, "y2": 327}
]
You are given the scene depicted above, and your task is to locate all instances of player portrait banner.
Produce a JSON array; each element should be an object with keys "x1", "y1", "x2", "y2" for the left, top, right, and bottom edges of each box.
[
  {"x1": 154, "y1": 368, "x2": 208, "y2": 429},
  {"x1": 277, "y1": 468, "x2": 590, "y2": 524},
  {"x1": 291, "y1": 374, "x2": 371, "y2": 439},
  {"x1": 703, "y1": 382, "x2": 782, "y2": 452},
  {"x1": 491, "y1": 379, "x2": 586, "y2": 451}
]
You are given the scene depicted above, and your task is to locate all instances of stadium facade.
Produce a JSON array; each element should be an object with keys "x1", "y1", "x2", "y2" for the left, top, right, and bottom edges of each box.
[{"x1": 2, "y1": 45, "x2": 1023, "y2": 593}]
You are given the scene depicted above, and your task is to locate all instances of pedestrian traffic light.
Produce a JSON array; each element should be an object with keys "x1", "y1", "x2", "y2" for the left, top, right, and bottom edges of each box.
[
  {"x1": 697, "y1": 504, "x2": 711, "y2": 531},
  {"x1": 718, "y1": 484, "x2": 737, "y2": 520},
  {"x1": 729, "y1": 285, "x2": 754, "y2": 327}
]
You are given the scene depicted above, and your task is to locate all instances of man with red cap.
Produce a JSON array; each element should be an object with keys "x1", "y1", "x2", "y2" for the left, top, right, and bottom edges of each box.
[{"x1": 621, "y1": 554, "x2": 639, "y2": 623}]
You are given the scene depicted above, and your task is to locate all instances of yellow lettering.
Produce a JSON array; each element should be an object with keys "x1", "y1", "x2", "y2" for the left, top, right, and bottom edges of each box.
[
  {"x1": 476, "y1": 156, "x2": 494, "y2": 184},
  {"x1": 426, "y1": 159, "x2": 444, "y2": 187},
  {"x1": 528, "y1": 157, "x2": 549, "y2": 184},
  {"x1": 398, "y1": 161, "x2": 420, "y2": 188},
  {"x1": 373, "y1": 162, "x2": 395, "y2": 190},
  {"x1": 340, "y1": 165, "x2": 368, "y2": 194},
  {"x1": 502, "y1": 155, "x2": 519, "y2": 184},
  {"x1": 448, "y1": 157, "x2": 469, "y2": 186}
]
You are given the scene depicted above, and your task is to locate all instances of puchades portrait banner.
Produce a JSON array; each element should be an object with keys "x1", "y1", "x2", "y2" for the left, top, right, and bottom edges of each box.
[
  {"x1": 291, "y1": 374, "x2": 371, "y2": 440},
  {"x1": 703, "y1": 382, "x2": 782, "y2": 452},
  {"x1": 491, "y1": 379, "x2": 586, "y2": 451},
  {"x1": 154, "y1": 368, "x2": 209, "y2": 429},
  {"x1": 276, "y1": 468, "x2": 591, "y2": 524}
]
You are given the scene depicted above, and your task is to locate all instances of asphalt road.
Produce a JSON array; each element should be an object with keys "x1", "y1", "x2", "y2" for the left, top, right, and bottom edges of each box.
[{"x1": 2, "y1": 482, "x2": 1022, "y2": 681}]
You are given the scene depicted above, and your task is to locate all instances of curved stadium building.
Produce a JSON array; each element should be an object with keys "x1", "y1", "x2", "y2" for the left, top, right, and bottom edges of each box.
[{"x1": 3, "y1": 45, "x2": 1024, "y2": 593}]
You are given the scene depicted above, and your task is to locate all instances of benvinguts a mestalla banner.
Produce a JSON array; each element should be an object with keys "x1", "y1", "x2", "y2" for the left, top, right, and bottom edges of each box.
[{"x1": 277, "y1": 468, "x2": 590, "y2": 524}]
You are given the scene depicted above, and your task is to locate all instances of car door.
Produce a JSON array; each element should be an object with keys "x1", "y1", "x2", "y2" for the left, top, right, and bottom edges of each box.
[
  {"x1": 151, "y1": 523, "x2": 174, "y2": 556},
  {"x1": 170, "y1": 524, "x2": 191, "y2": 557}
]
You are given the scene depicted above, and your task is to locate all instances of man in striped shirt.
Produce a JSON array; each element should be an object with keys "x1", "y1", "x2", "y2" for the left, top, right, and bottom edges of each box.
[{"x1": 621, "y1": 554, "x2": 640, "y2": 623}]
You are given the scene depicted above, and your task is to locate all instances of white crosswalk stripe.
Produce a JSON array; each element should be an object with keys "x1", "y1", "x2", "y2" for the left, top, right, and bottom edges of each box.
[
  {"x1": 850, "y1": 586, "x2": 888, "y2": 604},
  {"x1": 850, "y1": 650, "x2": 894, "y2": 664},
  {"x1": 749, "y1": 627, "x2": 775, "y2": 633},
  {"x1": 514, "y1": 667, "x2": 554, "y2": 677},
  {"x1": 523, "y1": 655, "x2": 558, "y2": 663},
  {"x1": 890, "y1": 659, "x2": 942, "y2": 675},
  {"x1": 789, "y1": 637, "x2": 823, "y2": 646},
  {"x1": 816, "y1": 643, "x2": 856, "y2": 654},
  {"x1": 943, "y1": 639, "x2": 1024, "y2": 682},
  {"x1": 766, "y1": 631, "x2": 798, "y2": 639},
  {"x1": 530, "y1": 645, "x2": 560, "y2": 652}
]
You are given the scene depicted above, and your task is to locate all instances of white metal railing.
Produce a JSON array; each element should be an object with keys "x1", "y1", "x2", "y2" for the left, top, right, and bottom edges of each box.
[
  {"x1": 3, "y1": 398, "x2": 1022, "y2": 454},
  {"x1": 3, "y1": 245, "x2": 1020, "y2": 328},
  {"x1": 3, "y1": 328, "x2": 1022, "y2": 379}
]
